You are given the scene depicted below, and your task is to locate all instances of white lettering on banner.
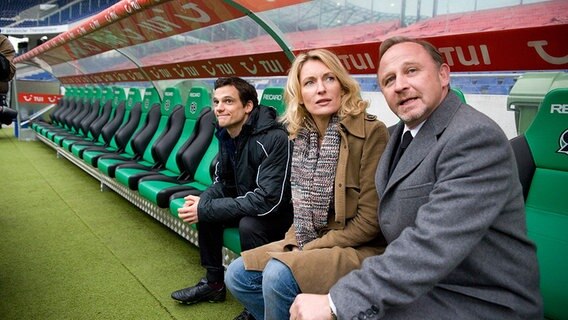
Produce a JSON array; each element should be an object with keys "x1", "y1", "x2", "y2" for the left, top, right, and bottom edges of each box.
[
  {"x1": 551, "y1": 104, "x2": 568, "y2": 114},
  {"x1": 105, "y1": 9, "x2": 119, "y2": 23},
  {"x1": 241, "y1": 57, "x2": 285, "y2": 75},
  {"x1": 439, "y1": 45, "x2": 491, "y2": 66},
  {"x1": 241, "y1": 57, "x2": 258, "y2": 74},
  {"x1": 263, "y1": 95, "x2": 282, "y2": 101},
  {"x1": 216, "y1": 63, "x2": 236, "y2": 75},
  {"x1": 139, "y1": 15, "x2": 182, "y2": 33},
  {"x1": 527, "y1": 41, "x2": 568, "y2": 65},
  {"x1": 172, "y1": 64, "x2": 200, "y2": 77},
  {"x1": 174, "y1": 3, "x2": 211, "y2": 24},
  {"x1": 124, "y1": 0, "x2": 142, "y2": 14},
  {"x1": 89, "y1": 20, "x2": 100, "y2": 30},
  {"x1": 202, "y1": 61, "x2": 216, "y2": 76},
  {"x1": 126, "y1": 70, "x2": 145, "y2": 81},
  {"x1": 173, "y1": 64, "x2": 185, "y2": 77},
  {"x1": 201, "y1": 62, "x2": 236, "y2": 76},
  {"x1": 165, "y1": 91, "x2": 173, "y2": 97},
  {"x1": 149, "y1": 67, "x2": 172, "y2": 79},
  {"x1": 337, "y1": 53, "x2": 375, "y2": 71},
  {"x1": 258, "y1": 60, "x2": 284, "y2": 74},
  {"x1": 189, "y1": 92, "x2": 201, "y2": 97}
]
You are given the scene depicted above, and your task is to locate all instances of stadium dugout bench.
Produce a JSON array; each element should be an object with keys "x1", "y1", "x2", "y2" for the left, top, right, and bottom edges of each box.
[
  {"x1": 32, "y1": 87, "x2": 76, "y2": 136},
  {"x1": 91, "y1": 88, "x2": 161, "y2": 169},
  {"x1": 511, "y1": 88, "x2": 568, "y2": 320},
  {"x1": 97, "y1": 87, "x2": 181, "y2": 178},
  {"x1": 69, "y1": 87, "x2": 127, "y2": 156},
  {"x1": 136, "y1": 86, "x2": 216, "y2": 207},
  {"x1": 60, "y1": 87, "x2": 118, "y2": 151},
  {"x1": 113, "y1": 87, "x2": 213, "y2": 190},
  {"x1": 80, "y1": 88, "x2": 144, "y2": 165},
  {"x1": 43, "y1": 86, "x2": 91, "y2": 143},
  {"x1": 53, "y1": 87, "x2": 107, "y2": 148}
]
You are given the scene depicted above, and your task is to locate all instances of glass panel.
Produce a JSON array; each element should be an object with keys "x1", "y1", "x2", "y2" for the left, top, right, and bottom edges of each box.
[{"x1": 13, "y1": 0, "x2": 564, "y2": 84}]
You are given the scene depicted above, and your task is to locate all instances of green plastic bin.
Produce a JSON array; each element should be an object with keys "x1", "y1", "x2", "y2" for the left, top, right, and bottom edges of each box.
[{"x1": 507, "y1": 72, "x2": 568, "y2": 135}]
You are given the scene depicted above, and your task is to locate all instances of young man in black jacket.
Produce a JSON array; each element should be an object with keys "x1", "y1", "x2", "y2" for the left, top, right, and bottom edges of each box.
[{"x1": 171, "y1": 77, "x2": 293, "y2": 315}]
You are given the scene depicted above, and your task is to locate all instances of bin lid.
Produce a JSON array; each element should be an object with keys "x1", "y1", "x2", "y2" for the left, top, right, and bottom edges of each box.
[{"x1": 507, "y1": 72, "x2": 568, "y2": 109}]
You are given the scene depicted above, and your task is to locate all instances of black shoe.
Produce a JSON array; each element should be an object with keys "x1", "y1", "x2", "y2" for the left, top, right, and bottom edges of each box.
[
  {"x1": 234, "y1": 309, "x2": 256, "y2": 320},
  {"x1": 171, "y1": 278, "x2": 226, "y2": 304}
]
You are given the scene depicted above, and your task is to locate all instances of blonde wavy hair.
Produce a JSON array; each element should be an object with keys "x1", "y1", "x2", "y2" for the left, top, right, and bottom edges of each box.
[{"x1": 282, "y1": 49, "x2": 369, "y2": 138}]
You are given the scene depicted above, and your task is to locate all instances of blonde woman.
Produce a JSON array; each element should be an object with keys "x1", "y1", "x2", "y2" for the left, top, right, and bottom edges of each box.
[{"x1": 225, "y1": 49, "x2": 389, "y2": 320}]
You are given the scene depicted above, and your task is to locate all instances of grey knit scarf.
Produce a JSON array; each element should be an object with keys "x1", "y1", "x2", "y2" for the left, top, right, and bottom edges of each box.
[{"x1": 291, "y1": 115, "x2": 341, "y2": 249}]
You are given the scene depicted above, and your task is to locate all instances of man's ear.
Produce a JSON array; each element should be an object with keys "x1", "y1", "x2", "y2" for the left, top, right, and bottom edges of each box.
[
  {"x1": 245, "y1": 100, "x2": 254, "y2": 114},
  {"x1": 439, "y1": 63, "x2": 451, "y2": 87}
]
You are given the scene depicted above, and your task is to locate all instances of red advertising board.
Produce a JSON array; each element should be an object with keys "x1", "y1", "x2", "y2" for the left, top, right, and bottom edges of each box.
[
  {"x1": 58, "y1": 24, "x2": 568, "y2": 84},
  {"x1": 18, "y1": 93, "x2": 63, "y2": 104}
]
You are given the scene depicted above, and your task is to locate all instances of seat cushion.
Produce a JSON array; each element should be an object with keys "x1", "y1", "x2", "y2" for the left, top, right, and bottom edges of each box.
[{"x1": 526, "y1": 168, "x2": 568, "y2": 320}]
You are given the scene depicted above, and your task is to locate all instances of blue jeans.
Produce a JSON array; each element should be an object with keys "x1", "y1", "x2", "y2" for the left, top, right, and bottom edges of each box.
[{"x1": 225, "y1": 257, "x2": 301, "y2": 320}]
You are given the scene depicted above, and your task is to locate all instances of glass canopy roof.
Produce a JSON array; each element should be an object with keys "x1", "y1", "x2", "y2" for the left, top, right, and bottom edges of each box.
[{"x1": 13, "y1": 0, "x2": 568, "y2": 86}]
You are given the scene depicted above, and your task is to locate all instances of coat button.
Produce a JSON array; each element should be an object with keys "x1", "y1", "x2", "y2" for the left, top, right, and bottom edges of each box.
[{"x1": 371, "y1": 305, "x2": 379, "y2": 314}]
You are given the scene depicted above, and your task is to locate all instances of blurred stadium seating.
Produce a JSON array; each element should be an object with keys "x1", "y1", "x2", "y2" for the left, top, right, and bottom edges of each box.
[{"x1": 1, "y1": 0, "x2": 119, "y2": 28}]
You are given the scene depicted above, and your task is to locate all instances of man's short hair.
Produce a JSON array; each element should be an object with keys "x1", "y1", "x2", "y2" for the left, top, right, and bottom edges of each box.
[
  {"x1": 214, "y1": 77, "x2": 258, "y2": 108},
  {"x1": 379, "y1": 36, "x2": 445, "y2": 67}
]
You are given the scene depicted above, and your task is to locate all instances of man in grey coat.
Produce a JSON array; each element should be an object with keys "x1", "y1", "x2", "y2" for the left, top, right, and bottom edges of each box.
[{"x1": 290, "y1": 37, "x2": 542, "y2": 319}]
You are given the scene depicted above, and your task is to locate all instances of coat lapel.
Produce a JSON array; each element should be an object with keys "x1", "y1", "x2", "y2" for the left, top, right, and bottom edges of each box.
[
  {"x1": 380, "y1": 91, "x2": 463, "y2": 195},
  {"x1": 376, "y1": 123, "x2": 401, "y2": 195}
]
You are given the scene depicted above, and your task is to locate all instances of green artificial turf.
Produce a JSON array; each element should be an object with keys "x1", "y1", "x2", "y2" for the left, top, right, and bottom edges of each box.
[{"x1": 0, "y1": 128, "x2": 243, "y2": 319}]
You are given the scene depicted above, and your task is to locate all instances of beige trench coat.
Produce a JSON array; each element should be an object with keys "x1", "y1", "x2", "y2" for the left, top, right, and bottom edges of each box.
[{"x1": 241, "y1": 112, "x2": 389, "y2": 294}]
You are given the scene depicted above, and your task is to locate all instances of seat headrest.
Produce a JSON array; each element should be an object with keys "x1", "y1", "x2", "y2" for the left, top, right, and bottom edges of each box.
[
  {"x1": 64, "y1": 87, "x2": 74, "y2": 97},
  {"x1": 525, "y1": 88, "x2": 568, "y2": 171},
  {"x1": 260, "y1": 87, "x2": 285, "y2": 115},
  {"x1": 142, "y1": 87, "x2": 160, "y2": 113},
  {"x1": 451, "y1": 87, "x2": 466, "y2": 103},
  {"x1": 82, "y1": 87, "x2": 95, "y2": 103},
  {"x1": 101, "y1": 86, "x2": 114, "y2": 104},
  {"x1": 126, "y1": 88, "x2": 142, "y2": 110},
  {"x1": 112, "y1": 87, "x2": 126, "y2": 107},
  {"x1": 185, "y1": 86, "x2": 211, "y2": 120},
  {"x1": 162, "y1": 87, "x2": 182, "y2": 116},
  {"x1": 90, "y1": 86, "x2": 102, "y2": 99}
]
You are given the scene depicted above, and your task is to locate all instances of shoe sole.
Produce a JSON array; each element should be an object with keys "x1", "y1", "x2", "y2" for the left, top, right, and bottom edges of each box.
[{"x1": 172, "y1": 294, "x2": 226, "y2": 305}]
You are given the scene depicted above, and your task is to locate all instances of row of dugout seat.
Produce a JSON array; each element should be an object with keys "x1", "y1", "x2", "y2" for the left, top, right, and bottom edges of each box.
[{"x1": 31, "y1": 85, "x2": 288, "y2": 262}]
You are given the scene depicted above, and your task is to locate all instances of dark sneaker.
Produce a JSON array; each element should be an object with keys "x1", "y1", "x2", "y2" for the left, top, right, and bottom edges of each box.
[
  {"x1": 234, "y1": 309, "x2": 256, "y2": 320},
  {"x1": 171, "y1": 278, "x2": 226, "y2": 304}
]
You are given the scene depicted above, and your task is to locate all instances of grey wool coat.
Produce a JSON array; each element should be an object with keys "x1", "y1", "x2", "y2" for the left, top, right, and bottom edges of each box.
[
  {"x1": 330, "y1": 91, "x2": 543, "y2": 319},
  {"x1": 241, "y1": 112, "x2": 389, "y2": 294}
]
